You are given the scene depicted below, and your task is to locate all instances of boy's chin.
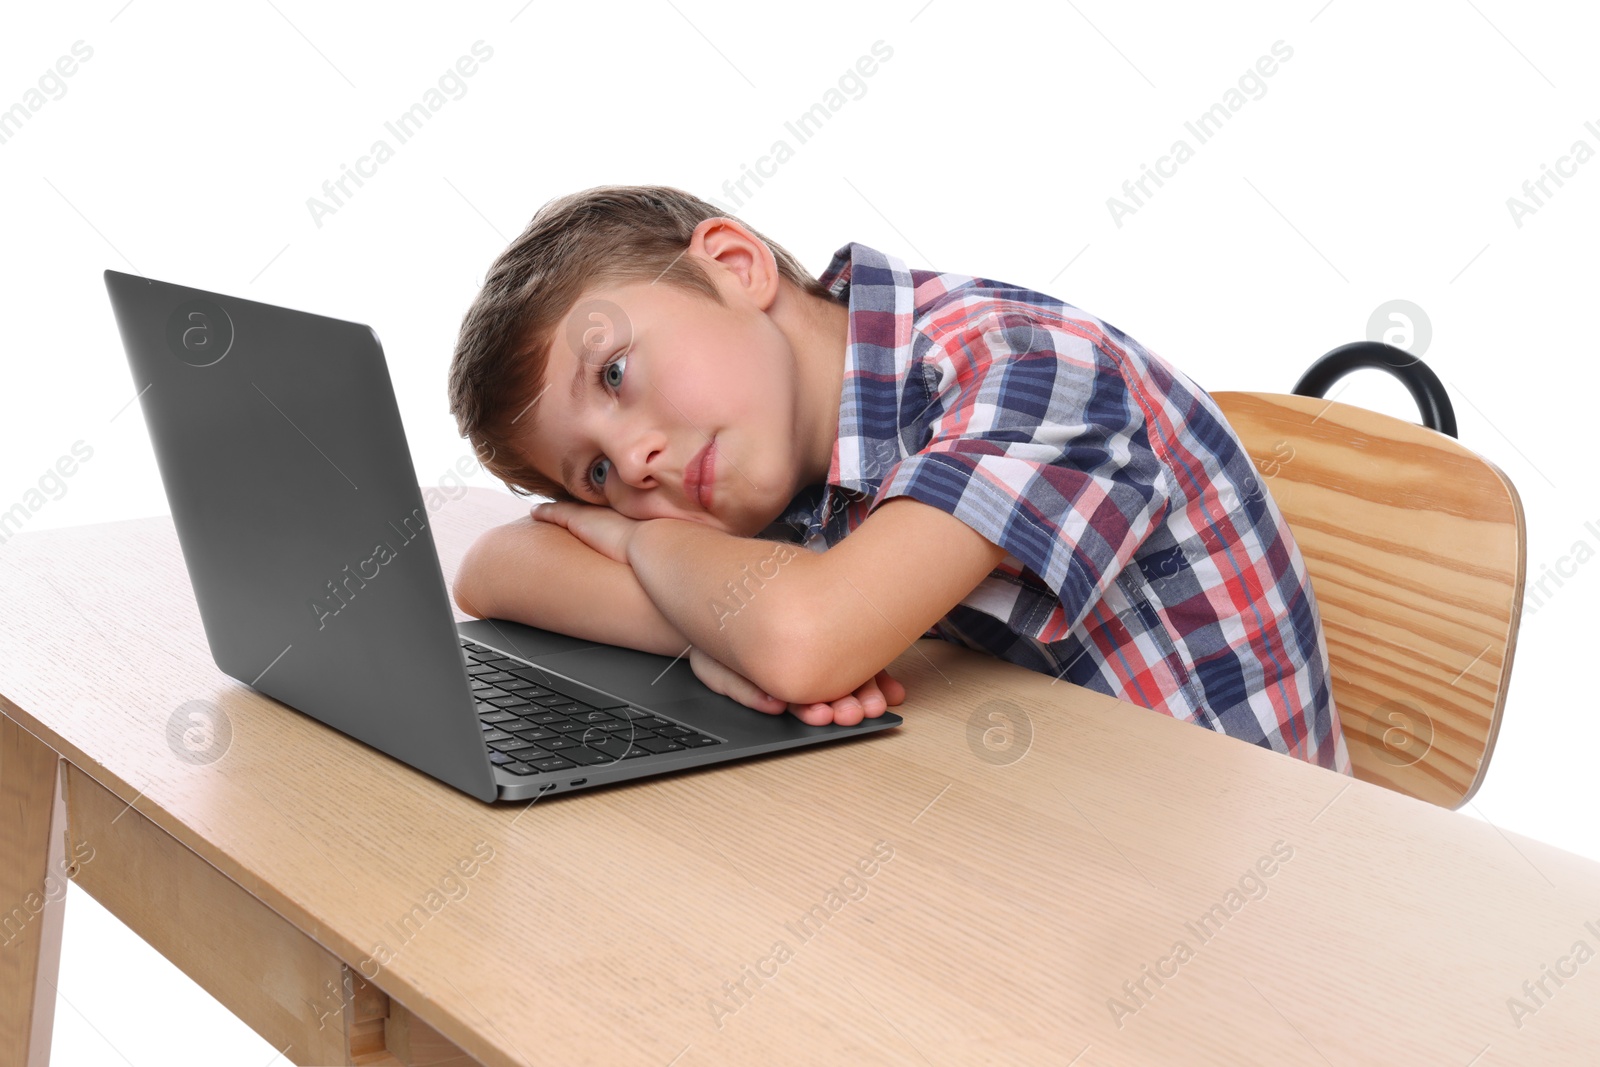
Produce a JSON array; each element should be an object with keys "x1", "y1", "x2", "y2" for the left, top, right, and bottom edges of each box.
[
  {"x1": 689, "y1": 507, "x2": 756, "y2": 538},
  {"x1": 692, "y1": 511, "x2": 741, "y2": 535},
  {"x1": 640, "y1": 507, "x2": 731, "y2": 533}
]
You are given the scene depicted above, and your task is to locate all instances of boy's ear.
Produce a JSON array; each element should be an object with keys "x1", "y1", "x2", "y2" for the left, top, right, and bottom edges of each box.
[{"x1": 691, "y1": 217, "x2": 779, "y2": 310}]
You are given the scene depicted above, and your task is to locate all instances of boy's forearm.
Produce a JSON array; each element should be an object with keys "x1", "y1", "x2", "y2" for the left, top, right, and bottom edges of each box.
[
  {"x1": 627, "y1": 518, "x2": 814, "y2": 699},
  {"x1": 454, "y1": 517, "x2": 693, "y2": 659}
]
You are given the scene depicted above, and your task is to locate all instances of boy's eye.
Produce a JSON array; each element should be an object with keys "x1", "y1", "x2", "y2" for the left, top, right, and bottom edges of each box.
[
  {"x1": 580, "y1": 352, "x2": 627, "y2": 496},
  {"x1": 603, "y1": 353, "x2": 627, "y2": 389},
  {"x1": 584, "y1": 457, "x2": 610, "y2": 494}
]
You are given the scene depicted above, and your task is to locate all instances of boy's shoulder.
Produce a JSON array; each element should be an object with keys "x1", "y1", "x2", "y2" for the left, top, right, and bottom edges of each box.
[
  {"x1": 788, "y1": 242, "x2": 1250, "y2": 552},
  {"x1": 771, "y1": 243, "x2": 1172, "y2": 548},
  {"x1": 821, "y1": 240, "x2": 1070, "y2": 339},
  {"x1": 821, "y1": 240, "x2": 1183, "y2": 394}
]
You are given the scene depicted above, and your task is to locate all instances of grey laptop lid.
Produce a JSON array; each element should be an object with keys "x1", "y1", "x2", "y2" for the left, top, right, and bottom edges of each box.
[{"x1": 104, "y1": 270, "x2": 499, "y2": 801}]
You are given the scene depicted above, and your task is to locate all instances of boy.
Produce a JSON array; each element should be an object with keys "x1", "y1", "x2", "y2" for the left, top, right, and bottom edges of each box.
[{"x1": 447, "y1": 185, "x2": 1351, "y2": 774}]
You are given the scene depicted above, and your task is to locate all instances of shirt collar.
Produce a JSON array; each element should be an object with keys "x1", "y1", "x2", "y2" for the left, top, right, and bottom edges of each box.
[
  {"x1": 761, "y1": 241, "x2": 917, "y2": 542},
  {"x1": 819, "y1": 240, "x2": 916, "y2": 489}
]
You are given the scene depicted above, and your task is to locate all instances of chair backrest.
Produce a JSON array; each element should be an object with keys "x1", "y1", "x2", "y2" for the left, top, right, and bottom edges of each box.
[{"x1": 1210, "y1": 390, "x2": 1525, "y2": 808}]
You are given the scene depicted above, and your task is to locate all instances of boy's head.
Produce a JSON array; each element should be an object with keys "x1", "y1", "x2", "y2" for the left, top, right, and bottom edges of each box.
[{"x1": 448, "y1": 184, "x2": 847, "y2": 537}]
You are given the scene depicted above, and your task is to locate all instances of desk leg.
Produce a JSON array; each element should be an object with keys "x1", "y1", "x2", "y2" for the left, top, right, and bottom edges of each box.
[
  {"x1": 60, "y1": 762, "x2": 480, "y2": 1066},
  {"x1": 0, "y1": 714, "x2": 70, "y2": 1067}
]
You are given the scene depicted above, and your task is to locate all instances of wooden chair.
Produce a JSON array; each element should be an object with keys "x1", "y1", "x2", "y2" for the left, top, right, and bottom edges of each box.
[{"x1": 1211, "y1": 342, "x2": 1526, "y2": 808}]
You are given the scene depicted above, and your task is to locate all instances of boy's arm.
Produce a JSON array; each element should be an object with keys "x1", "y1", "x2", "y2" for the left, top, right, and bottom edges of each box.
[
  {"x1": 452, "y1": 516, "x2": 692, "y2": 659},
  {"x1": 627, "y1": 497, "x2": 1009, "y2": 704}
]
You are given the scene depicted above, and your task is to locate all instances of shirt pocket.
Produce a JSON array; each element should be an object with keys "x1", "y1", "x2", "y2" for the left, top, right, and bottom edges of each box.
[{"x1": 1112, "y1": 569, "x2": 1213, "y2": 723}]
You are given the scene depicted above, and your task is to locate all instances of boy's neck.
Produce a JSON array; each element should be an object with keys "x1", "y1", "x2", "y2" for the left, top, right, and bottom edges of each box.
[{"x1": 776, "y1": 281, "x2": 851, "y2": 493}]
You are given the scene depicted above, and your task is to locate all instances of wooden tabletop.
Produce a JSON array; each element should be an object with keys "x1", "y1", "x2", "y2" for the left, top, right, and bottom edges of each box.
[{"x1": 2, "y1": 486, "x2": 1596, "y2": 1065}]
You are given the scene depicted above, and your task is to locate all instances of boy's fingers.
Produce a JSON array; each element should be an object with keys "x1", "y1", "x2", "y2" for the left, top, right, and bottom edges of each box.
[
  {"x1": 786, "y1": 687, "x2": 891, "y2": 727},
  {"x1": 853, "y1": 682, "x2": 885, "y2": 718},
  {"x1": 732, "y1": 680, "x2": 781, "y2": 713},
  {"x1": 784, "y1": 679, "x2": 905, "y2": 726},
  {"x1": 748, "y1": 692, "x2": 786, "y2": 714},
  {"x1": 791, "y1": 703, "x2": 834, "y2": 726},
  {"x1": 690, "y1": 647, "x2": 785, "y2": 714},
  {"x1": 876, "y1": 671, "x2": 906, "y2": 704},
  {"x1": 831, "y1": 696, "x2": 864, "y2": 726}
]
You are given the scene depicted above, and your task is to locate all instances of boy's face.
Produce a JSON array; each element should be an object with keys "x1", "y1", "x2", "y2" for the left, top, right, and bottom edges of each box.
[{"x1": 514, "y1": 223, "x2": 819, "y2": 539}]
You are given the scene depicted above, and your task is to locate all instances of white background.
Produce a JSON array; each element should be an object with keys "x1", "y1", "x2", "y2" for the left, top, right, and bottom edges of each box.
[{"x1": 3, "y1": 1, "x2": 1596, "y2": 1062}]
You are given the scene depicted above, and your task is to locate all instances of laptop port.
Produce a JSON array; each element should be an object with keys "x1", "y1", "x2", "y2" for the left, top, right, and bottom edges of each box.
[
  {"x1": 537, "y1": 783, "x2": 557, "y2": 792},
  {"x1": 569, "y1": 778, "x2": 587, "y2": 786}
]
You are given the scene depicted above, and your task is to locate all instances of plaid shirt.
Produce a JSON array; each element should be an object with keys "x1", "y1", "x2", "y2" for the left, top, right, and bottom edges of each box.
[{"x1": 760, "y1": 241, "x2": 1352, "y2": 774}]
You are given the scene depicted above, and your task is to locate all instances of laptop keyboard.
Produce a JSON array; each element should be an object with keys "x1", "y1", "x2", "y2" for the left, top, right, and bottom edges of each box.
[{"x1": 460, "y1": 638, "x2": 722, "y2": 777}]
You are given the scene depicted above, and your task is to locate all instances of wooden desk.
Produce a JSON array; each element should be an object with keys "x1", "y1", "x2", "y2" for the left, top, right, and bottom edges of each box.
[{"x1": 2, "y1": 486, "x2": 1597, "y2": 1066}]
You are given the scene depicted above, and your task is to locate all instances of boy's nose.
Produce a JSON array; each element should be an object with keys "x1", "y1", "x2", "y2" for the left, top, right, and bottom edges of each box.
[{"x1": 611, "y1": 434, "x2": 667, "y2": 492}]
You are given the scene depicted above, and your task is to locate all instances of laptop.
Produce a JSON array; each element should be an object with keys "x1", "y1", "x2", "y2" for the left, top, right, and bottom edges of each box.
[{"x1": 103, "y1": 269, "x2": 901, "y2": 803}]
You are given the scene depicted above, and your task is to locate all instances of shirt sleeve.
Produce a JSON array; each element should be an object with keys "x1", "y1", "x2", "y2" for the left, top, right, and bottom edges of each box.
[{"x1": 866, "y1": 309, "x2": 1176, "y2": 635}]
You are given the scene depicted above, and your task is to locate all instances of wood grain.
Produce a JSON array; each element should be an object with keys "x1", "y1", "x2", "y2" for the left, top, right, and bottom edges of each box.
[
  {"x1": 63, "y1": 761, "x2": 359, "y2": 1065},
  {"x1": 1212, "y1": 391, "x2": 1525, "y2": 808},
  {"x1": 0, "y1": 716, "x2": 67, "y2": 1067},
  {"x1": 0, "y1": 486, "x2": 1590, "y2": 1066}
]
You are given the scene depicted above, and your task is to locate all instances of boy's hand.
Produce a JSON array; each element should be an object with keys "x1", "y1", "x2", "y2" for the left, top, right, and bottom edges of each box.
[
  {"x1": 687, "y1": 647, "x2": 905, "y2": 727},
  {"x1": 529, "y1": 501, "x2": 642, "y2": 565}
]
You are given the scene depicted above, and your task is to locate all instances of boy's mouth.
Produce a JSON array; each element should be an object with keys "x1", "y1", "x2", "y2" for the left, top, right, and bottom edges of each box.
[{"x1": 686, "y1": 437, "x2": 716, "y2": 510}]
